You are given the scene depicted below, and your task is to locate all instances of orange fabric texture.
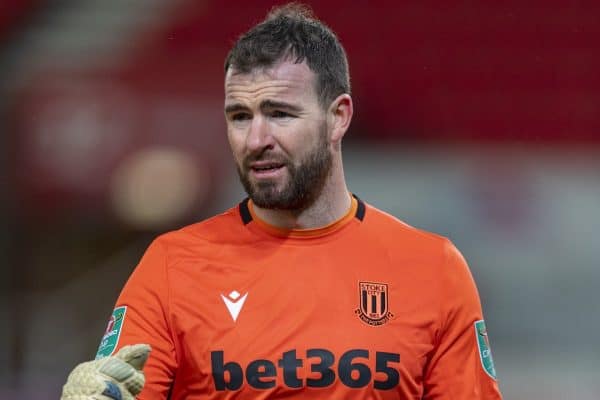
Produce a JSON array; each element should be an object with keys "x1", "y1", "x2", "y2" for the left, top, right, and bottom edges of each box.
[{"x1": 109, "y1": 197, "x2": 502, "y2": 399}]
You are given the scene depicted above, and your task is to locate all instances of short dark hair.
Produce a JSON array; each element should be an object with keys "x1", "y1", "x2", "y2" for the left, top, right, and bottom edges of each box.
[{"x1": 224, "y1": 3, "x2": 351, "y2": 109}]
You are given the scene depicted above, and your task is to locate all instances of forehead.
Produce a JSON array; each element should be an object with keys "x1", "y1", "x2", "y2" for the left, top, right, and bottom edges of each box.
[{"x1": 225, "y1": 60, "x2": 318, "y2": 104}]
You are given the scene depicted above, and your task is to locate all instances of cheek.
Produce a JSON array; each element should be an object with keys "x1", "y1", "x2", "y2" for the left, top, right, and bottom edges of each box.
[
  {"x1": 226, "y1": 131, "x2": 244, "y2": 159},
  {"x1": 277, "y1": 123, "x2": 320, "y2": 154},
  {"x1": 289, "y1": 132, "x2": 322, "y2": 161}
]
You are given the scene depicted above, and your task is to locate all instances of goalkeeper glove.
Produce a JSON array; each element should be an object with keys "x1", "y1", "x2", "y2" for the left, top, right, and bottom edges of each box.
[{"x1": 61, "y1": 344, "x2": 151, "y2": 400}]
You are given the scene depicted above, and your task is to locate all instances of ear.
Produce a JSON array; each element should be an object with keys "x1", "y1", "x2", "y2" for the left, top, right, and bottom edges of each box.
[{"x1": 327, "y1": 94, "x2": 353, "y2": 144}]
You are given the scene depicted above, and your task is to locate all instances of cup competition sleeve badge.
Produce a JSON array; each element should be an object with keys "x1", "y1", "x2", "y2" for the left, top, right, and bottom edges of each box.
[{"x1": 95, "y1": 306, "x2": 127, "y2": 359}]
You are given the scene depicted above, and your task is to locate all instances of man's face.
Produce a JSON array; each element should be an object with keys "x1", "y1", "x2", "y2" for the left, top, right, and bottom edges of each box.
[{"x1": 224, "y1": 60, "x2": 332, "y2": 210}]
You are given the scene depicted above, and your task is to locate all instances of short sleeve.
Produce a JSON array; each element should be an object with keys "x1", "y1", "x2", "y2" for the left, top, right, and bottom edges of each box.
[
  {"x1": 103, "y1": 239, "x2": 177, "y2": 400},
  {"x1": 423, "y1": 240, "x2": 502, "y2": 399}
]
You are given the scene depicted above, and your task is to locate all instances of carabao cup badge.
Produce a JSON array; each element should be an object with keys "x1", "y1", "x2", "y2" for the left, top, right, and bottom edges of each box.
[
  {"x1": 474, "y1": 319, "x2": 497, "y2": 379},
  {"x1": 355, "y1": 281, "x2": 393, "y2": 326},
  {"x1": 95, "y1": 306, "x2": 127, "y2": 359}
]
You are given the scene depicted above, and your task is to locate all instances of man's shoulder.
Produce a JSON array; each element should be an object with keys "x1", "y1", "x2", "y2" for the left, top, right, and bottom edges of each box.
[
  {"x1": 363, "y1": 202, "x2": 452, "y2": 250},
  {"x1": 153, "y1": 202, "x2": 248, "y2": 248},
  {"x1": 361, "y1": 203, "x2": 466, "y2": 274}
]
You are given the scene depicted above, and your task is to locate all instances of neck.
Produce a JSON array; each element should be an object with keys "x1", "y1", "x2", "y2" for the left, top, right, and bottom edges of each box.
[{"x1": 251, "y1": 167, "x2": 351, "y2": 230}]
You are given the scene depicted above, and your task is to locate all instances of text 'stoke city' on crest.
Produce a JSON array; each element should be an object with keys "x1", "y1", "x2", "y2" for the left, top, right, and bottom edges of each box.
[{"x1": 355, "y1": 282, "x2": 393, "y2": 326}]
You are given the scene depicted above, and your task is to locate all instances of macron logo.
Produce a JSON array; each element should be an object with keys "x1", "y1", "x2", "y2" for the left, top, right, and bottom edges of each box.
[{"x1": 221, "y1": 290, "x2": 248, "y2": 322}]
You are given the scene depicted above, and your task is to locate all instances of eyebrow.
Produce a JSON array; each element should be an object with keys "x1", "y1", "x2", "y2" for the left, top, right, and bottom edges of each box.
[
  {"x1": 224, "y1": 100, "x2": 302, "y2": 115},
  {"x1": 224, "y1": 103, "x2": 249, "y2": 115},
  {"x1": 260, "y1": 100, "x2": 302, "y2": 113}
]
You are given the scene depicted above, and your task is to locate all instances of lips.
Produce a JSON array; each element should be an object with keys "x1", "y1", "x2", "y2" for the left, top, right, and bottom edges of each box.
[
  {"x1": 247, "y1": 161, "x2": 286, "y2": 178},
  {"x1": 251, "y1": 163, "x2": 284, "y2": 171}
]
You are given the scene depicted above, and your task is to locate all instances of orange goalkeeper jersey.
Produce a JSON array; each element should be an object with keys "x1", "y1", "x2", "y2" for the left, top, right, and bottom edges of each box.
[{"x1": 96, "y1": 195, "x2": 502, "y2": 399}]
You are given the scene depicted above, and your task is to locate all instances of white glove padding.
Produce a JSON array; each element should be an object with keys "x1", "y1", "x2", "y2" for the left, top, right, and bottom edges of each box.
[{"x1": 61, "y1": 344, "x2": 151, "y2": 400}]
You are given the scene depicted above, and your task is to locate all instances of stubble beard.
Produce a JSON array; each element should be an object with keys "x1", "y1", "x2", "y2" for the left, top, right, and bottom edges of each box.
[{"x1": 236, "y1": 126, "x2": 332, "y2": 211}]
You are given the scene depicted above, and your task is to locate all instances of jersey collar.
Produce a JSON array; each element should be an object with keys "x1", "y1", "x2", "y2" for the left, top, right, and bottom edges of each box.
[{"x1": 238, "y1": 194, "x2": 365, "y2": 238}]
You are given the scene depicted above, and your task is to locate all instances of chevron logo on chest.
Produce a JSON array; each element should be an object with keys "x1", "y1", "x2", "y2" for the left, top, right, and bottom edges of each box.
[{"x1": 220, "y1": 290, "x2": 248, "y2": 322}]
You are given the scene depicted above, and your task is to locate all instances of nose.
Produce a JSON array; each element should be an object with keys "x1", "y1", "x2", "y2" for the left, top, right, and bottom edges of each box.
[{"x1": 246, "y1": 115, "x2": 274, "y2": 153}]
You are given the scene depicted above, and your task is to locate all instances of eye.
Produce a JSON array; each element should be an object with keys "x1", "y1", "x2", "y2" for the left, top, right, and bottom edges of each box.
[
  {"x1": 271, "y1": 110, "x2": 295, "y2": 119},
  {"x1": 231, "y1": 112, "x2": 252, "y2": 122},
  {"x1": 271, "y1": 110, "x2": 294, "y2": 119}
]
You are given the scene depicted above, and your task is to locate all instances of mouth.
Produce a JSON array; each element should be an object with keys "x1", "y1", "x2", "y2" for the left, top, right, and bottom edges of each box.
[
  {"x1": 248, "y1": 162, "x2": 286, "y2": 178},
  {"x1": 251, "y1": 163, "x2": 283, "y2": 171}
]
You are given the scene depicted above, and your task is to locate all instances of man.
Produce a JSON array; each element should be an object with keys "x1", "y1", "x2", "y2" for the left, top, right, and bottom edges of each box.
[{"x1": 62, "y1": 4, "x2": 502, "y2": 399}]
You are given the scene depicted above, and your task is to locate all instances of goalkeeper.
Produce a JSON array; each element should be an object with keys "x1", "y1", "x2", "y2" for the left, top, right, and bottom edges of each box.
[{"x1": 61, "y1": 2, "x2": 502, "y2": 399}]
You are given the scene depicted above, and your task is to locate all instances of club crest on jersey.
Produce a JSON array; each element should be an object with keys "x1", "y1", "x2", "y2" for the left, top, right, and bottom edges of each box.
[{"x1": 355, "y1": 281, "x2": 393, "y2": 326}]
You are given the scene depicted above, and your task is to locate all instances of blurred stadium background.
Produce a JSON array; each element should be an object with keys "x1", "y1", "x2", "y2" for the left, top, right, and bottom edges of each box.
[{"x1": 1, "y1": 0, "x2": 599, "y2": 398}]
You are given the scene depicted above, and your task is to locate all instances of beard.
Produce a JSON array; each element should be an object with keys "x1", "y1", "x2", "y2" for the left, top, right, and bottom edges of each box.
[{"x1": 236, "y1": 125, "x2": 332, "y2": 211}]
